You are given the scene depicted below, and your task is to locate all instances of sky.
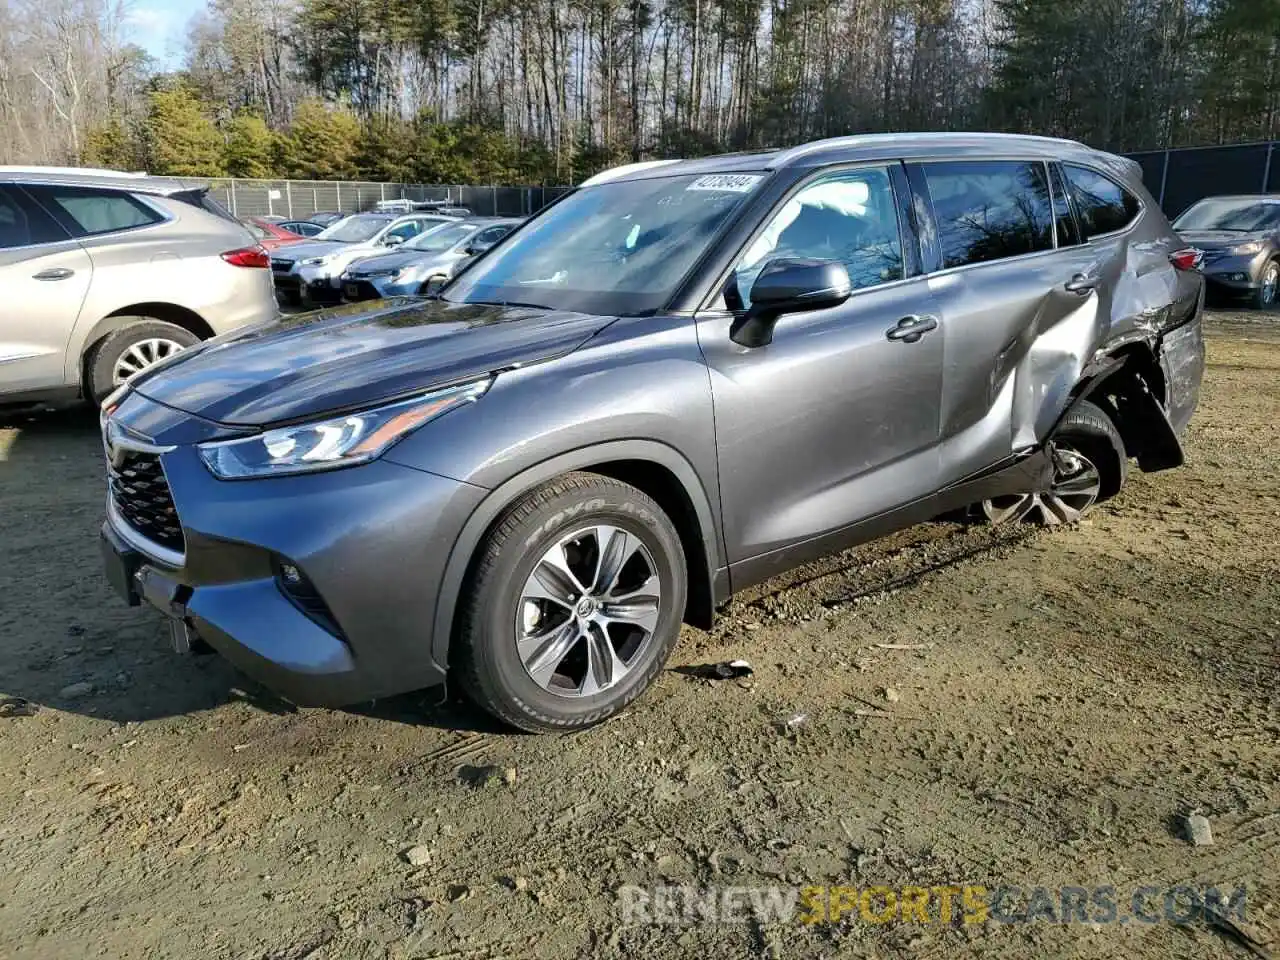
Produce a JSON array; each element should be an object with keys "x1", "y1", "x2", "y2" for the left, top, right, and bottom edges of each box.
[{"x1": 124, "y1": 0, "x2": 205, "y2": 69}]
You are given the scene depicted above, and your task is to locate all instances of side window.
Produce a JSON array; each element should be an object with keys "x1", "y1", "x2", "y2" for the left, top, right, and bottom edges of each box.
[
  {"x1": 730, "y1": 167, "x2": 904, "y2": 308},
  {"x1": 0, "y1": 186, "x2": 69, "y2": 248},
  {"x1": 1063, "y1": 165, "x2": 1141, "y2": 238},
  {"x1": 1048, "y1": 164, "x2": 1081, "y2": 247},
  {"x1": 472, "y1": 226, "x2": 510, "y2": 247},
  {"x1": 25, "y1": 185, "x2": 164, "y2": 237},
  {"x1": 922, "y1": 160, "x2": 1054, "y2": 268},
  {"x1": 387, "y1": 219, "x2": 425, "y2": 242}
]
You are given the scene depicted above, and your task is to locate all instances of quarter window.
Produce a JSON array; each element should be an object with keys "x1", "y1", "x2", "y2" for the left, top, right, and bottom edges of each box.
[
  {"x1": 729, "y1": 167, "x2": 904, "y2": 308},
  {"x1": 1063, "y1": 165, "x2": 1141, "y2": 238},
  {"x1": 922, "y1": 161, "x2": 1054, "y2": 268},
  {"x1": 25, "y1": 185, "x2": 164, "y2": 237}
]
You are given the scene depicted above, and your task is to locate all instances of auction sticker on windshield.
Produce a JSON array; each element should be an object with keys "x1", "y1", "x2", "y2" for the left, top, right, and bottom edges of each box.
[{"x1": 687, "y1": 174, "x2": 763, "y2": 193}]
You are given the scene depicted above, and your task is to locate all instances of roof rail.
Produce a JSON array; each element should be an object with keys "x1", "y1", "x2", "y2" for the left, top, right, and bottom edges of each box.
[
  {"x1": 770, "y1": 132, "x2": 1087, "y2": 166},
  {"x1": 0, "y1": 165, "x2": 151, "y2": 178}
]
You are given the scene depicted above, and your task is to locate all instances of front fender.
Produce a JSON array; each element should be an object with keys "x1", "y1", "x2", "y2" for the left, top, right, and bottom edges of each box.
[{"x1": 426, "y1": 439, "x2": 723, "y2": 671}]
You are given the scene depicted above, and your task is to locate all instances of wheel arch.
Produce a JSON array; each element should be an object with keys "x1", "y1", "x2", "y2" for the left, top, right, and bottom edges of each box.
[
  {"x1": 1059, "y1": 340, "x2": 1183, "y2": 473},
  {"x1": 77, "y1": 303, "x2": 216, "y2": 393},
  {"x1": 431, "y1": 441, "x2": 724, "y2": 672}
]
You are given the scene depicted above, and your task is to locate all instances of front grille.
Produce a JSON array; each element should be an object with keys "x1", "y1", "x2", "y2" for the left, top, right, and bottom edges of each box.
[
  {"x1": 342, "y1": 279, "x2": 380, "y2": 301},
  {"x1": 271, "y1": 258, "x2": 294, "y2": 272},
  {"x1": 108, "y1": 452, "x2": 185, "y2": 554}
]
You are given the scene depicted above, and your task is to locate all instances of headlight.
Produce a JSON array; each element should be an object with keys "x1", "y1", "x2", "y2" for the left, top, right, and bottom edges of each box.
[
  {"x1": 1229, "y1": 241, "x2": 1263, "y2": 255},
  {"x1": 197, "y1": 380, "x2": 491, "y2": 479}
]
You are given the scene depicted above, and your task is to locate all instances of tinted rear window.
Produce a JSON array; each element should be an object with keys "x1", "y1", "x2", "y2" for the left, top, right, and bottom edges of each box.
[
  {"x1": 25, "y1": 185, "x2": 165, "y2": 237},
  {"x1": 923, "y1": 161, "x2": 1054, "y2": 268},
  {"x1": 1063, "y1": 165, "x2": 1141, "y2": 238}
]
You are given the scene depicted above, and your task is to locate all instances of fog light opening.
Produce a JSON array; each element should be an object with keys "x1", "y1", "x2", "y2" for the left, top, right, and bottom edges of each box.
[{"x1": 274, "y1": 557, "x2": 344, "y2": 639}]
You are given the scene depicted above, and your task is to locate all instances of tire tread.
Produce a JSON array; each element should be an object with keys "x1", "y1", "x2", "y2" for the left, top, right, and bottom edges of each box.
[{"x1": 454, "y1": 471, "x2": 680, "y2": 733}]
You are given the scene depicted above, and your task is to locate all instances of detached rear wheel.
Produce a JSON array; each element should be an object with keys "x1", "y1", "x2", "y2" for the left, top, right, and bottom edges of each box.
[
  {"x1": 982, "y1": 399, "x2": 1126, "y2": 526},
  {"x1": 455, "y1": 473, "x2": 687, "y2": 733}
]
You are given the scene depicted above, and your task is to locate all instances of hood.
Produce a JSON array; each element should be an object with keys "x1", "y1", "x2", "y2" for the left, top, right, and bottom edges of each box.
[
  {"x1": 130, "y1": 298, "x2": 615, "y2": 427},
  {"x1": 1175, "y1": 229, "x2": 1269, "y2": 249},
  {"x1": 348, "y1": 250, "x2": 452, "y2": 276}
]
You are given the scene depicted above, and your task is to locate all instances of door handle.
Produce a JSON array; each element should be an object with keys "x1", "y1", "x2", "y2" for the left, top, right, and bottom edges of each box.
[
  {"x1": 33, "y1": 267, "x2": 75, "y2": 281},
  {"x1": 1064, "y1": 273, "x2": 1099, "y2": 295},
  {"x1": 886, "y1": 314, "x2": 938, "y2": 343}
]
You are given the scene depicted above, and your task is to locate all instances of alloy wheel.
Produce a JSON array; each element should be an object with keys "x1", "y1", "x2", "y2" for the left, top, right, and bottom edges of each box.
[
  {"x1": 1262, "y1": 263, "x2": 1278, "y2": 307},
  {"x1": 516, "y1": 525, "x2": 662, "y2": 698},
  {"x1": 982, "y1": 443, "x2": 1102, "y2": 526},
  {"x1": 112, "y1": 337, "x2": 185, "y2": 386}
]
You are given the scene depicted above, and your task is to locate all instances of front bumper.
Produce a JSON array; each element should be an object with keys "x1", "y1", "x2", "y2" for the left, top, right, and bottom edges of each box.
[
  {"x1": 341, "y1": 274, "x2": 423, "y2": 301},
  {"x1": 1200, "y1": 250, "x2": 1269, "y2": 295},
  {"x1": 100, "y1": 441, "x2": 486, "y2": 706}
]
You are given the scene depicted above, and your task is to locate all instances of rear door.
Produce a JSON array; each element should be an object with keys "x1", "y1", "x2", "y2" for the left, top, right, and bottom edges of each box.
[
  {"x1": 907, "y1": 158, "x2": 1107, "y2": 484},
  {"x1": 0, "y1": 185, "x2": 93, "y2": 396}
]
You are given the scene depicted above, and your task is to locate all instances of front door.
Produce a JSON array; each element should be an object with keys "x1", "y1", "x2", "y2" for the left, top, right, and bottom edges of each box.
[{"x1": 696, "y1": 164, "x2": 946, "y2": 588}]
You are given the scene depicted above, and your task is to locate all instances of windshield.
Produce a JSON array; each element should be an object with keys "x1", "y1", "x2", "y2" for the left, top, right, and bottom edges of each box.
[
  {"x1": 1174, "y1": 199, "x2": 1280, "y2": 232},
  {"x1": 317, "y1": 215, "x2": 393, "y2": 243},
  {"x1": 407, "y1": 222, "x2": 475, "y2": 252},
  {"x1": 444, "y1": 172, "x2": 764, "y2": 315}
]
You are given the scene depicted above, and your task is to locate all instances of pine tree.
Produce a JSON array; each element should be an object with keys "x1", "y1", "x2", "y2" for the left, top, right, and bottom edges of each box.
[
  {"x1": 222, "y1": 112, "x2": 276, "y2": 178},
  {"x1": 280, "y1": 99, "x2": 361, "y2": 179},
  {"x1": 81, "y1": 116, "x2": 142, "y2": 170},
  {"x1": 145, "y1": 85, "x2": 226, "y2": 177}
]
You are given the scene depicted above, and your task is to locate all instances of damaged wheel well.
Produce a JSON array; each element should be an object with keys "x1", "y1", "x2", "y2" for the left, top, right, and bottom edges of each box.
[{"x1": 1073, "y1": 345, "x2": 1183, "y2": 473}]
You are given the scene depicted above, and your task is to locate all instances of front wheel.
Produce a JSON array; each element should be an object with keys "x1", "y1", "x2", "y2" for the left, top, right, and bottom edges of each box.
[
  {"x1": 454, "y1": 473, "x2": 687, "y2": 733},
  {"x1": 982, "y1": 399, "x2": 1126, "y2": 526},
  {"x1": 1252, "y1": 259, "x2": 1278, "y2": 310}
]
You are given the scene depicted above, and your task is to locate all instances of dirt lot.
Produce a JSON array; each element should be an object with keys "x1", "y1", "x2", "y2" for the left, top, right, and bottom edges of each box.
[{"x1": 0, "y1": 312, "x2": 1276, "y2": 960}]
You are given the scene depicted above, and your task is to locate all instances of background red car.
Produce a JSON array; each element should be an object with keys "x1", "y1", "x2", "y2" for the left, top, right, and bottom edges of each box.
[{"x1": 243, "y1": 217, "x2": 308, "y2": 250}]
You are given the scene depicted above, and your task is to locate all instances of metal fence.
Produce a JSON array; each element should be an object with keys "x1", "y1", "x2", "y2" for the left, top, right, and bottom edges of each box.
[
  {"x1": 1126, "y1": 141, "x2": 1279, "y2": 217},
  {"x1": 173, "y1": 177, "x2": 574, "y2": 220},
  {"x1": 187, "y1": 143, "x2": 1280, "y2": 222}
]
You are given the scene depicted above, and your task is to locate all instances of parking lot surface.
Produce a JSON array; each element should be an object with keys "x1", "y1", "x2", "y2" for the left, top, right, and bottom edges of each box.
[{"x1": 0, "y1": 312, "x2": 1276, "y2": 959}]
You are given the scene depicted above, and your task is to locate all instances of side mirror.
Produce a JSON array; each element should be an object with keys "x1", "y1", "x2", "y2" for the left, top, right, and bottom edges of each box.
[
  {"x1": 463, "y1": 242, "x2": 493, "y2": 256},
  {"x1": 730, "y1": 257, "x2": 852, "y2": 348},
  {"x1": 384, "y1": 234, "x2": 406, "y2": 246},
  {"x1": 422, "y1": 275, "x2": 449, "y2": 298}
]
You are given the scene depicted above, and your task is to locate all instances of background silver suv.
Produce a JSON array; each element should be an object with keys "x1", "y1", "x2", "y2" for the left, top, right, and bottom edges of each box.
[{"x1": 0, "y1": 167, "x2": 276, "y2": 405}]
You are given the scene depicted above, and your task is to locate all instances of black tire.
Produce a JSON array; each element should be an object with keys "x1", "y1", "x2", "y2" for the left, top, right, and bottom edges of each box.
[
  {"x1": 86, "y1": 318, "x2": 201, "y2": 404},
  {"x1": 981, "y1": 399, "x2": 1126, "y2": 526},
  {"x1": 1251, "y1": 259, "x2": 1278, "y2": 310},
  {"x1": 277, "y1": 289, "x2": 302, "y2": 308},
  {"x1": 1059, "y1": 398, "x2": 1127, "y2": 502},
  {"x1": 454, "y1": 472, "x2": 687, "y2": 733}
]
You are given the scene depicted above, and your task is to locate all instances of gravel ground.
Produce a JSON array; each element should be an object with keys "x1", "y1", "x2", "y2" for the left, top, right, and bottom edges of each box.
[{"x1": 0, "y1": 311, "x2": 1276, "y2": 960}]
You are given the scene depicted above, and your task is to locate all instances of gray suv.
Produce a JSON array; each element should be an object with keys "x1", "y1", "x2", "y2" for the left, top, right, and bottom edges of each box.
[
  {"x1": 98, "y1": 134, "x2": 1205, "y2": 732},
  {"x1": 0, "y1": 167, "x2": 276, "y2": 405}
]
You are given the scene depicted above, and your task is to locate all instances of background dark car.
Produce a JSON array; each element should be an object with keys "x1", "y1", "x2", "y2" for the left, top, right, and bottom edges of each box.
[{"x1": 1173, "y1": 195, "x2": 1280, "y2": 308}]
